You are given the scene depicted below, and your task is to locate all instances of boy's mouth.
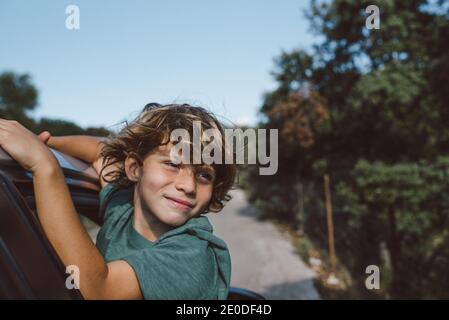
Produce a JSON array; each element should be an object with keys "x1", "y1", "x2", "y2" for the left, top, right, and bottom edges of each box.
[{"x1": 164, "y1": 196, "x2": 195, "y2": 212}]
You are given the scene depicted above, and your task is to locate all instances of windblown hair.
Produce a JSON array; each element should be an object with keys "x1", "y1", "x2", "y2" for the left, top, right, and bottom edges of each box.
[{"x1": 99, "y1": 103, "x2": 237, "y2": 213}]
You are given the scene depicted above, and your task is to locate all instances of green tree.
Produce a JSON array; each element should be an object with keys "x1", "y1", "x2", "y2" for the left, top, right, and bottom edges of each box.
[
  {"x1": 0, "y1": 72, "x2": 38, "y2": 129},
  {"x1": 335, "y1": 158, "x2": 449, "y2": 298},
  {"x1": 34, "y1": 118, "x2": 111, "y2": 137},
  {"x1": 244, "y1": 0, "x2": 449, "y2": 298}
]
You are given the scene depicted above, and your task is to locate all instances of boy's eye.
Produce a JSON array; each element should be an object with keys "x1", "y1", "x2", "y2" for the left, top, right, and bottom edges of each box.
[
  {"x1": 164, "y1": 161, "x2": 180, "y2": 169},
  {"x1": 197, "y1": 170, "x2": 215, "y2": 183}
]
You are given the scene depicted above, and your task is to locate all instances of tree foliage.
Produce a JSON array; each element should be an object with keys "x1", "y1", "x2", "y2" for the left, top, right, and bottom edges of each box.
[{"x1": 244, "y1": 0, "x2": 449, "y2": 298}]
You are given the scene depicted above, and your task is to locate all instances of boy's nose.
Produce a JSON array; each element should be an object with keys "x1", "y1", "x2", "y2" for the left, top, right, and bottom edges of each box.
[{"x1": 174, "y1": 168, "x2": 196, "y2": 195}]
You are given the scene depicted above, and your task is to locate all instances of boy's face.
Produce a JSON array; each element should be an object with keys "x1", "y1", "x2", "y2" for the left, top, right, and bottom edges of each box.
[{"x1": 129, "y1": 143, "x2": 216, "y2": 227}]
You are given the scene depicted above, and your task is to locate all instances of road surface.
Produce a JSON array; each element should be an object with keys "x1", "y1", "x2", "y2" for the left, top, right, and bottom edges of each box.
[{"x1": 208, "y1": 189, "x2": 320, "y2": 300}]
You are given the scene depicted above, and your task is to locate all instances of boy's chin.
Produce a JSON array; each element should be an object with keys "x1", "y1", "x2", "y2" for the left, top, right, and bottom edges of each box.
[{"x1": 159, "y1": 211, "x2": 191, "y2": 227}]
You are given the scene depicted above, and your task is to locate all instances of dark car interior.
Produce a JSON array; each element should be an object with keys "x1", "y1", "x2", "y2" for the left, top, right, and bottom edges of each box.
[
  {"x1": 0, "y1": 170, "x2": 83, "y2": 299},
  {"x1": 0, "y1": 148, "x2": 264, "y2": 300}
]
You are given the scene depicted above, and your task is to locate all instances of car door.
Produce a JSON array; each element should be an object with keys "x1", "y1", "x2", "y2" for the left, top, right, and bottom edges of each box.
[{"x1": 0, "y1": 148, "x2": 101, "y2": 299}]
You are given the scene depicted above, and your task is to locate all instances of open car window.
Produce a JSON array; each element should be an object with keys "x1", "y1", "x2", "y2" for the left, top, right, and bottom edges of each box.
[
  {"x1": 0, "y1": 172, "x2": 84, "y2": 299},
  {"x1": 0, "y1": 148, "x2": 101, "y2": 299},
  {"x1": 0, "y1": 148, "x2": 103, "y2": 225}
]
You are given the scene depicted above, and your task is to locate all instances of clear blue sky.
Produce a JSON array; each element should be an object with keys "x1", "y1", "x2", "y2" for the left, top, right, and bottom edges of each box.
[{"x1": 0, "y1": 0, "x2": 315, "y2": 129}]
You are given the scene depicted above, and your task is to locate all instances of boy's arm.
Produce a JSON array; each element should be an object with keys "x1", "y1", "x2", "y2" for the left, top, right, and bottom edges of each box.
[
  {"x1": 33, "y1": 163, "x2": 143, "y2": 299},
  {"x1": 47, "y1": 135, "x2": 103, "y2": 164},
  {"x1": 47, "y1": 135, "x2": 115, "y2": 188},
  {"x1": 46, "y1": 135, "x2": 112, "y2": 224},
  {"x1": 0, "y1": 120, "x2": 143, "y2": 299}
]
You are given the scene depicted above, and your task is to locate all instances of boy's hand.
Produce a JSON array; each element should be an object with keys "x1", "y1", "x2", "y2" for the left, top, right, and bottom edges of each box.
[
  {"x1": 0, "y1": 119, "x2": 56, "y2": 172},
  {"x1": 37, "y1": 131, "x2": 51, "y2": 144}
]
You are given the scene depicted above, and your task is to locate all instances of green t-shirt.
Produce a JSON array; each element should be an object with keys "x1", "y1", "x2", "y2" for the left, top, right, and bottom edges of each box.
[{"x1": 95, "y1": 183, "x2": 232, "y2": 300}]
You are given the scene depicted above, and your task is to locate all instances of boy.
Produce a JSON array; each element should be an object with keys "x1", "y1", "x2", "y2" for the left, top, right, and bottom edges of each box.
[{"x1": 0, "y1": 103, "x2": 236, "y2": 299}]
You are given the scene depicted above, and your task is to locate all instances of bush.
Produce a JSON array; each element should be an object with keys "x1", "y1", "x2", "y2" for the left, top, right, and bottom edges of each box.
[{"x1": 331, "y1": 157, "x2": 449, "y2": 298}]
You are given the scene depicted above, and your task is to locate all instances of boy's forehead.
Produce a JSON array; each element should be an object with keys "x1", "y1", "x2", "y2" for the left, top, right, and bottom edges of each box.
[
  {"x1": 153, "y1": 143, "x2": 186, "y2": 158},
  {"x1": 153, "y1": 144, "x2": 172, "y2": 155}
]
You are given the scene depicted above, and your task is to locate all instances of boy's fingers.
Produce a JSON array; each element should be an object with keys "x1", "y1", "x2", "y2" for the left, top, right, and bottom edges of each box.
[{"x1": 38, "y1": 131, "x2": 51, "y2": 144}]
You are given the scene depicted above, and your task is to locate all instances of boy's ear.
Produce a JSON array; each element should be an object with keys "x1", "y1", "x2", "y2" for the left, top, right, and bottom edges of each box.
[{"x1": 124, "y1": 155, "x2": 142, "y2": 182}]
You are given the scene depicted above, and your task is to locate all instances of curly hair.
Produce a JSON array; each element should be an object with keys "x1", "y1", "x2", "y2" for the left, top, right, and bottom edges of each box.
[{"x1": 99, "y1": 103, "x2": 237, "y2": 213}]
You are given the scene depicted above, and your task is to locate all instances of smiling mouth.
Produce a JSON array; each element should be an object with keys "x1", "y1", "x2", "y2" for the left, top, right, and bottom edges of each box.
[{"x1": 164, "y1": 196, "x2": 195, "y2": 212}]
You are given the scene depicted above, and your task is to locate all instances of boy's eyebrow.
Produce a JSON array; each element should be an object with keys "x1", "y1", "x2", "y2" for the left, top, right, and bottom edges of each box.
[
  {"x1": 197, "y1": 164, "x2": 215, "y2": 173},
  {"x1": 158, "y1": 148, "x2": 215, "y2": 171},
  {"x1": 156, "y1": 148, "x2": 172, "y2": 156}
]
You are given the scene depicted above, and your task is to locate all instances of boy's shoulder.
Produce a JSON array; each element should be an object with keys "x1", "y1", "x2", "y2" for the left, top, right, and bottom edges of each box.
[{"x1": 99, "y1": 183, "x2": 133, "y2": 221}]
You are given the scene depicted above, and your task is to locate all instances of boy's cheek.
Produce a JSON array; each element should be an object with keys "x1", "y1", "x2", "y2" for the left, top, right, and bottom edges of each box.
[
  {"x1": 197, "y1": 187, "x2": 214, "y2": 209},
  {"x1": 142, "y1": 171, "x2": 172, "y2": 189}
]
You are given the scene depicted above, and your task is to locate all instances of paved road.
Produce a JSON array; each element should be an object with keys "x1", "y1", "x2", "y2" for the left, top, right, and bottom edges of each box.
[{"x1": 208, "y1": 189, "x2": 320, "y2": 300}]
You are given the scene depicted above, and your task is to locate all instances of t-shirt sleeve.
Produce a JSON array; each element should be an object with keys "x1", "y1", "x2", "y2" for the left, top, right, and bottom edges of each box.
[
  {"x1": 122, "y1": 237, "x2": 219, "y2": 300},
  {"x1": 98, "y1": 183, "x2": 133, "y2": 221}
]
